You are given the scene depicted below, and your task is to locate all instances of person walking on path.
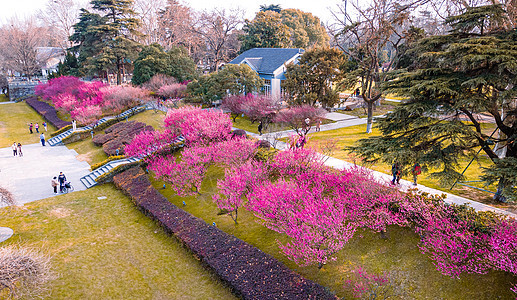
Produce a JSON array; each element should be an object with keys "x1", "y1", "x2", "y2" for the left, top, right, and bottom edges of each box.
[
  {"x1": 29, "y1": 123, "x2": 33, "y2": 134},
  {"x1": 51, "y1": 177, "x2": 59, "y2": 194},
  {"x1": 305, "y1": 117, "x2": 310, "y2": 131},
  {"x1": 17, "y1": 143, "x2": 23, "y2": 157},
  {"x1": 40, "y1": 133, "x2": 46, "y2": 146},
  {"x1": 258, "y1": 121, "x2": 263, "y2": 136},
  {"x1": 43, "y1": 122, "x2": 47, "y2": 132},
  {"x1": 72, "y1": 120, "x2": 77, "y2": 132},
  {"x1": 411, "y1": 163, "x2": 422, "y2": 186},
  {"x1": 11, "y1": 142, "x2": 17, "y2": 156},
  {"x1": 35, "y1": 123, "x2": 39, "y2": 133},
  {"x1": 391, "y1": 162, "x2": 401, "y2": 185},
  {"x1": 316, "y1": 118, "x2": 322, "y2": 132},
  {"x1": 58, "y1": 172, "x2": 67, "y2": 193}
]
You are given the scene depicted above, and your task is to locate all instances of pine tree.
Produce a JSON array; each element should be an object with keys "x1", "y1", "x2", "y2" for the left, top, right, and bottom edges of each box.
[
  {"x1": 70, "y1": 0, "x2": 142, "y2": 84},
  {"x1": 349, "y1": 5, "x2": 517, "y2": 201}
]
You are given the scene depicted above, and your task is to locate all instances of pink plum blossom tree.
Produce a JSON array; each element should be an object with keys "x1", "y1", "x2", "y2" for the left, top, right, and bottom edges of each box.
[{"x1": 275, "y1": 105, "x2": 327, "y2": 137}]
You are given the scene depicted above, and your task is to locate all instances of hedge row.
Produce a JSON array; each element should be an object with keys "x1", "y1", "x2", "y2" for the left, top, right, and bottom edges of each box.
[
  {"x1": 113, "y1": 167, "x2": 336, "y2": 300},
  {"x1": 61, "y1": 130, "x2": 92, "y2": 144},
  {"x1": 50, "y1": 124, "x2": 72, "y2": 137},
  {"x1": 93, "y1": 121, "x2": 153, "y2": 156},
  {"x1": 90, "y1": 155, "x2": 126, "y2": 171},
  {"x1": 25, "y1": 97, "x2": 71, "y2": 129}
]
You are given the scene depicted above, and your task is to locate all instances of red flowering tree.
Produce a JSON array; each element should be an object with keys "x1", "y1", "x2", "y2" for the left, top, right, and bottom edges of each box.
[
  {"x1": 157, "y1": 83, "x2": 187, "y2": 99},
  {"x1": 275, "y1": 105, "x2": 327, "y2": 137},
  {"x1": 35, "y1": 76, "x2": 107, "y2": 125},
  {"x1": 163, "y1": 105, "x2": 232, "y2": 146},
  {"x1": 241, "y1": 94, "x2": 279, "y2": 124},
  {"x1": 101, "y1": 85, "x2": 150, "y2": 114},
  {"x1": 221, "y1": 94, "x2": 247, "y2": 122}
]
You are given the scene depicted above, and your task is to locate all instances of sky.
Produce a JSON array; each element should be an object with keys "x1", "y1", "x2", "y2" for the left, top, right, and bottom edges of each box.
[{"x1": 0, "y1": 0, "x2": 344, "y2": 25}]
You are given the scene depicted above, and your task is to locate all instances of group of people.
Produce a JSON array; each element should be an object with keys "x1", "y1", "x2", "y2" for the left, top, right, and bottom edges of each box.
[
  {"x1": 28, "y1": 122, "x2": 47, "y2": 134},
  {"x1": 28, "y1": 122, "x2": 47, "y2": 146},
  {"x1": 391, "y1": 162, "x2": 422, "y2": 186},
  {"x1": 11, "y1": 142, "x2": 23, "y2": 157},
  {"x1": 51, "y1": 172, "x2": 68, "y2": 194}
]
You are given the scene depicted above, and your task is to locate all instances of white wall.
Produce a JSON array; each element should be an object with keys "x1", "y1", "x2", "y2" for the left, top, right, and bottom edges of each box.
[{"x1": 271, "y1": 79, "x2": 281, "y2": 100}]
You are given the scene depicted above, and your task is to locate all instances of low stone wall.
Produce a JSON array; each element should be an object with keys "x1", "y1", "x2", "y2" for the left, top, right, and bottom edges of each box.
[{"x1": 8, "y1": 82, "x2": 38, "y2": 101}]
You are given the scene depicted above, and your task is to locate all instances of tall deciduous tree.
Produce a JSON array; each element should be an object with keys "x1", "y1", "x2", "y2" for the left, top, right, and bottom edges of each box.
[
  {"x1": 192, "y1": 8, "x2": 243, "y2": 72},
  {"x1": 240, "y1": 11, "x2": 291, "y2": 52},
  {"x1": 349, "y1": 5, "x2": 517, "y2": 202},
  {"x1": 0, "y1": 19, "x2": 49, "y2": 78},
  {"x1": 283, "y1": 47, "x2": 343, "y2": 108},
  {"x1": 132, "y1": 0, "x2": 165, "y2": 45},
  {"x1": 330, "y1": 0, "x2": 417, "y2": 133},
  {"x1": 280, "y1": 9, "x2": 330, "y2": 48},
  {"x1": 240, "y1": 8, "x2": 329, "y2": 52},
  {"x1": 157, "y1": 0, "x2": 200, "y2": 55},
  {"x1": 39, "y1": 0, "x2": 81, "y2": 48}
]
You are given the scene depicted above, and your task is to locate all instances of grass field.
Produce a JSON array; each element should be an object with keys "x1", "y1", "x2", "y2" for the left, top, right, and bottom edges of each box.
[
  {"x1": 128, "y1": 109, "x2": 167, "y2": 131},
  {"x1": 0, "y1": 102, "x2": 57, "y2": 148},
  {"x1": 0, "y1": 184, "x2": 236, "y2": 299}
]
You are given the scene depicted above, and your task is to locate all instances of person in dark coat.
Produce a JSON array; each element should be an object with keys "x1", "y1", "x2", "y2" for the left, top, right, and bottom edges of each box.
[
  {"x1": 58, "y1": 172, "x2": 67, "y2": 193},
  {"x1": 258, "y1": 121, "x2": 263, "y2": 136},
  {"x1": 391, "y1": 162, "x2": 401, "y2": 185}
]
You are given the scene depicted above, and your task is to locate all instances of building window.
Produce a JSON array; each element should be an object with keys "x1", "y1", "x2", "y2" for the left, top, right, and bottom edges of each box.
[{"x1": 262, "y1": 79, "x2": 271, "y2": 96}]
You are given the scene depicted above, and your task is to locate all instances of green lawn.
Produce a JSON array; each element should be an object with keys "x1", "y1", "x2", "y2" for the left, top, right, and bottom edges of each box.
[
  {"x1": 0, "y1": 102, "x2": 57, "y2": 148},
  {"x1": 0, "y1": 94, "x2": 9, "y2": 102},
  {"x1": 233, "y1": 115, "x2": 335, "y2": 134},
  {"x1": 341, "y1": 100, "x2": 400, "y2": 118},
  {"x1": 150, "y1": 163, "x2": 516, "y2": 299},
  {"x1": 0, "y1": 184, "x2": 236, "y2": 299},
  {"x1": 66, "y1": 137, "x2": 108, "y2": 166},
  {"x1": 128, "y1": 109, "x2": 167, "y2": 131}
]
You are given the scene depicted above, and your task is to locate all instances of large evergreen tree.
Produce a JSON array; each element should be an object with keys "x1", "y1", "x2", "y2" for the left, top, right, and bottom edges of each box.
[
  {"x1": 240, "y1": 9, "x2": 329, "y2": 52},
  {"x1": 349, "y1": 5, "x2": 517, "y2": 201},
  {"x1": 132, "y1": 43, "x2": 197, "y2": 85},
  {"x1": 70, "y1": 0, "x2": 142, "y2": 84},
  {"x1": 283, "y1": 47, "x2": 343, "y2": 108}
]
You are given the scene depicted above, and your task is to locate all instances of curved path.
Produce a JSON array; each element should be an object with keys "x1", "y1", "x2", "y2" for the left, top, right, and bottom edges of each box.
[{"x1": 0, "y1": 143, "x2": 90, "y2": 205}]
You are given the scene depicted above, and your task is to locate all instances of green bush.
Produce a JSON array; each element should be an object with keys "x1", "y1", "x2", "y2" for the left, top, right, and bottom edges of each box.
[
  {"x1": 50, "y1": 124, "x2": 72, "y2": 137},
  {"x1": 61, "y1": 130, "x2": 92, "y2": 144},
  {"x1": 90, "y1": 155, "x2": 126, "y2": 171},
  {"x1": 95, "y1": 161, "x2": 142, "y2": 185}
]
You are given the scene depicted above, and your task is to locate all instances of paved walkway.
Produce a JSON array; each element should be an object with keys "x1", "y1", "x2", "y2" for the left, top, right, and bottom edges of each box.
[
  {"x1": 238, "y1": 114, "x2": 515, "y2": 217},
  {"x1": 0, "y1": 143, "x2": 90, "y2": 205},
  {"x1": 0, "y1": 227, "x2": 13, "y2": 243}
]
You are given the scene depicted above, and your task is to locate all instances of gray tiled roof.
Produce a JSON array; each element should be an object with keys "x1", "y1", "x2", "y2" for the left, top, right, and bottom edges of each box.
[{"x1": 228, "y1": 48, "x2": 304, "y2": 74}]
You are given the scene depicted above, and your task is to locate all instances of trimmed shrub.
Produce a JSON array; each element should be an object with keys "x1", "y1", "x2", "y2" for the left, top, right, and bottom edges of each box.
[
  {"x1": 95, "y1": 162, "x2": 142, "y2": 184},
  {"x1": 50, "y1": 124, "x2": 72, "y2": 137},
  {"x1": 113, "y1": 167, "x2": 337, "y2": 300},
  {"x1": 93, "y1": 121, "x2": 154, "y2": 156},
  {"x1": 61, "y1": 130, "x2": 92, "y2": 144},
  {"x1": 25, "y1": 97, "x2": 71, "y2": 129},
  {"x1": 91, "y1": 155, "x2": 126, "y2": 171}
]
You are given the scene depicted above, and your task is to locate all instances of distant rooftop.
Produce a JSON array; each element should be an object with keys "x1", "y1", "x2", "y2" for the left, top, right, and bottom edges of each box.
[{"x1": 228, "y1": 48, "x2": 304, "y2": 75}]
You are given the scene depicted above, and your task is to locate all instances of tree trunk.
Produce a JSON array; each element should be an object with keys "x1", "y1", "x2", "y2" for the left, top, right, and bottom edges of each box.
[
  {"x1": 366, "y1": 101, "x2": 374, "y2": 133},
  {"x1": 494, "y1": 178, "x2": 508, "y2": 202}
]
